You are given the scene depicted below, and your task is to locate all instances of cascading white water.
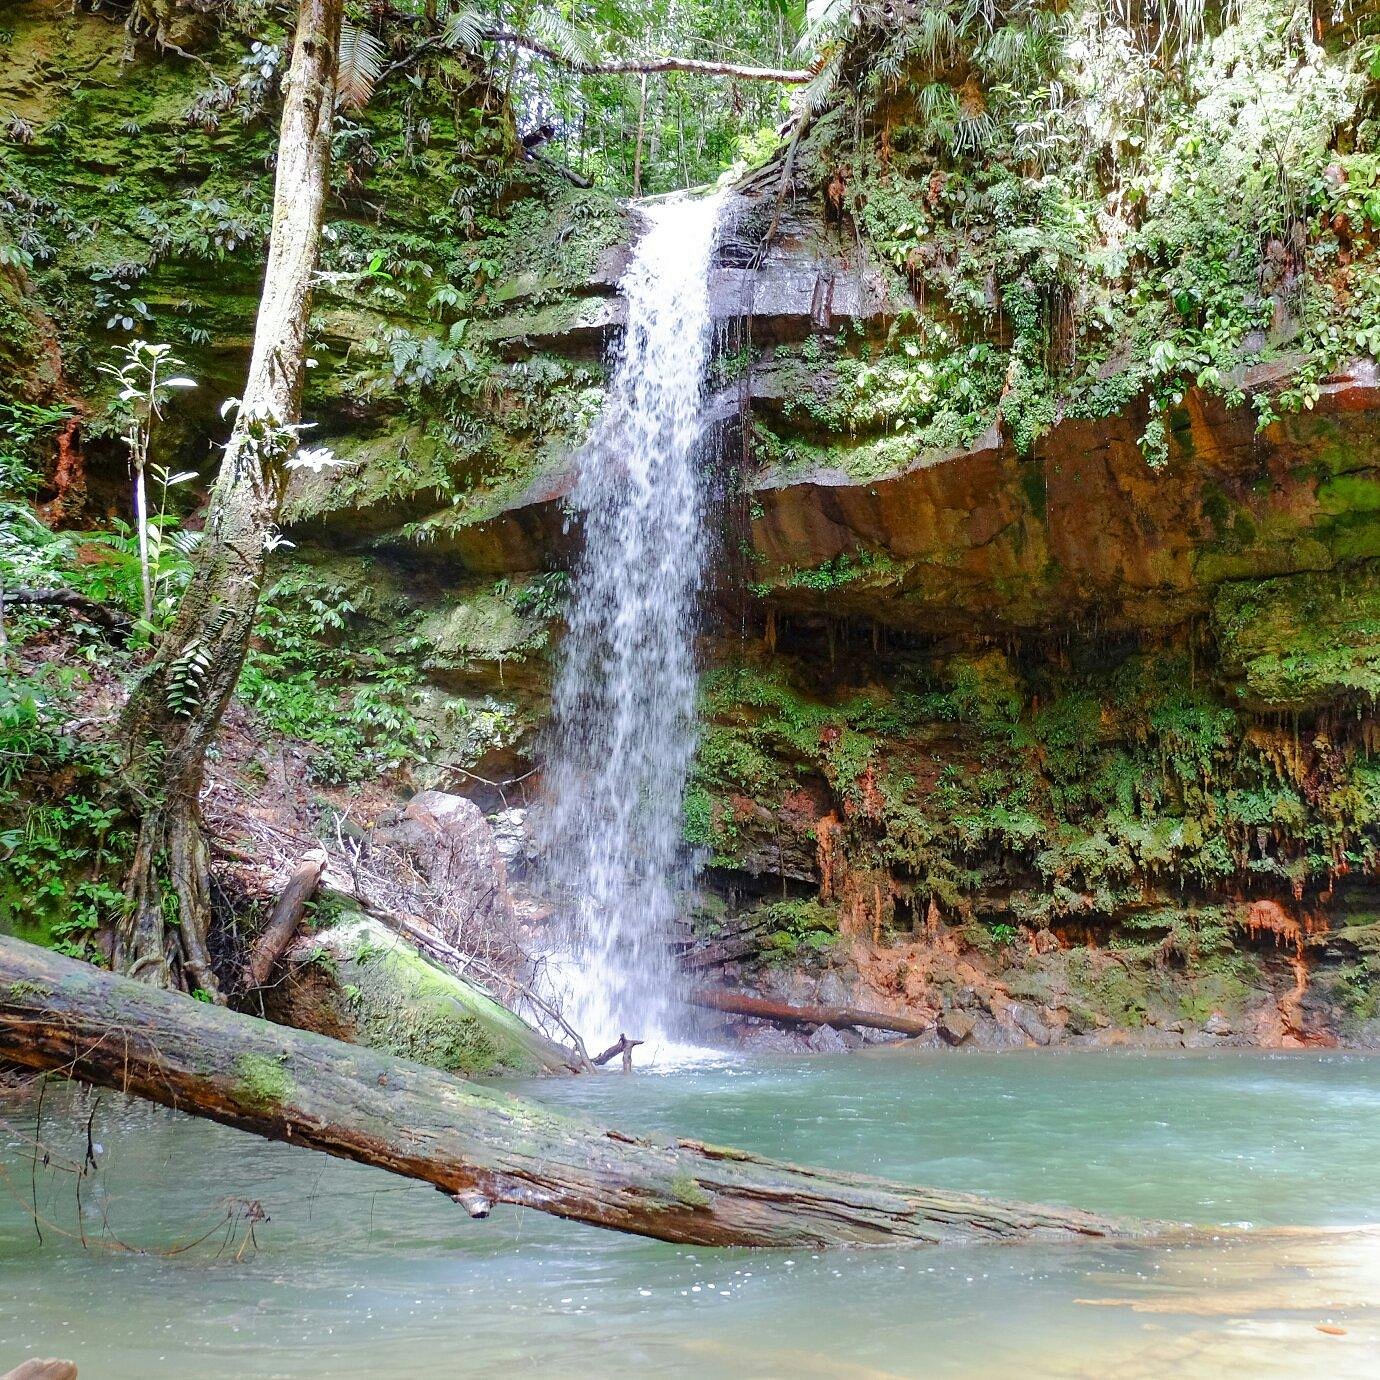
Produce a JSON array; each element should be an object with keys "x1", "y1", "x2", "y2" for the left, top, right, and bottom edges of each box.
[{"x1": 539, "y1": 192, "x2": 723, "y2": 1056}]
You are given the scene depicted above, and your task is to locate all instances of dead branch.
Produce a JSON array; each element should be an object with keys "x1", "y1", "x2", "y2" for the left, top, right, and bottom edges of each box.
[{"x1": 244, "y1": 850, "x2": 327, "y2": 989}]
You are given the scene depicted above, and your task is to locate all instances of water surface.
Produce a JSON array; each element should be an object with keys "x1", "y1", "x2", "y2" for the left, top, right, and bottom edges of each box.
[{"x1": 2, "y1": 1050, "x2": 1378, "y2": 1377}]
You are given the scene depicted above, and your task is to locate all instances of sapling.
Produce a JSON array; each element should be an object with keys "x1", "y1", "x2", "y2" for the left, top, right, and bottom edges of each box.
[{"x1": 99, "y1": 342, "x2": 196, "y2": 627}]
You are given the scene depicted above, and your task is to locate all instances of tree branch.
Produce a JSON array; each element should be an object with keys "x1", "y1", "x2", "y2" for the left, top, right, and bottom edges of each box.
[
  {"x1": 377, "y1": 28, "x2": 814, "y2": 93},
  {"x1": 2, "y1": 586, "x2": 133, "y2": 638},
  {"x1": 484, "y1": 31, "x2": 814, "y2": 82}
]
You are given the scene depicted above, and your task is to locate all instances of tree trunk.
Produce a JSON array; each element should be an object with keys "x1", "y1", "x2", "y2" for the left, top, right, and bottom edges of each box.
[
  {"x1": 690, "y1": 987, "x2": 934, "y2": 1038},
  {"x1": 0, "y1": 937, "x2": 1141, "y2": 1249},
  {"x1": 632, "y1": 72, "x2": 647, "y2": 196},
  {"x1": 115, "y1": 0, "x2": 343, "y2": 995}
]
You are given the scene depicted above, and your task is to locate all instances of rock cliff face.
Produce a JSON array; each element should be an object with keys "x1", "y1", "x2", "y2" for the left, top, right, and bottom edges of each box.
[
  {"x1": 276, "y1": 192, "x2": 1380, "y2": 1049},
  {"x1": 7, "y1": 0, "x2": 1380, "y2": 1047}
]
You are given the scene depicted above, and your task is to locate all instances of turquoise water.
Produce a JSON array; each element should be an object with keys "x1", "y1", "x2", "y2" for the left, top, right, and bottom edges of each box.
[{"x1": 2, "y1": 1049, "x2": 1379, "y2": 1377}]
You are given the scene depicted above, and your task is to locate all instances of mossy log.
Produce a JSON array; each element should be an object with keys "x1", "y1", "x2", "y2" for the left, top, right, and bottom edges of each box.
[{"x1": 0, "y1": 937, "x2": 1141, "y2": 1248}]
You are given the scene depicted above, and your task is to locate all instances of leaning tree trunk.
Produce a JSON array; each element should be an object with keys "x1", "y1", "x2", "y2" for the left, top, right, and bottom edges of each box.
[
  {"x1": 0, "y1": 938, "x2": 1142, "y2": 1248},
  {"x1": 115, "y1": 0, "x2": 343, "y2": 994}
]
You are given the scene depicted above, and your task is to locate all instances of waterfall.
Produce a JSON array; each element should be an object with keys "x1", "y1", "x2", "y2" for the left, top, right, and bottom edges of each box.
[{"x1": 540, "y1": 192, "x2": 723, "y2": 1055}]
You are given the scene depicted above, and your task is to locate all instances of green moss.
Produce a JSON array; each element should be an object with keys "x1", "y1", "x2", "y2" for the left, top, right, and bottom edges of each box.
[
  {"x1": 416, "y1": 578, "x2": 555, "y2": 668},
  {"x1": 754, "y1": 898, "x2": 841, "y2": 964},
  {"x1": 1215, "y1": 565, "x2": 1380, "y2": 709},
  {"x1": 1018, "y1": 462, "x2": 1047, "y2": 522},
  {"x1": 233, "y1": 1052, "x2": 293, "y2": 1112},
  {"x1": 5, "y1": 980, "x2": 50, "y2": 999},
  {"x1": 670, "y1": 1174, "x2": 711, "y2": 1208},
  {"x1": 318, "y1": 916, "x2": 562, "y2": 1076}
]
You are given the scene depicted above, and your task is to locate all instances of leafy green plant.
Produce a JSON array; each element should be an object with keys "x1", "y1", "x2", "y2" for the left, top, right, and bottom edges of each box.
[
  {"x1": 97, "y1": 341, "x2": 197, "y2": 625},
  {"x1": 0, "y1": 671, "x2": 130, "y2": 956},
  {"x1": 512, "y1": 570, "x2": 569, "y2": 619},
  {"x1": 756, "y1": 899, "x2": 841, "y2": 963},
  {"x1": 0, "y1": 401, "x2": 79, "y2": 620},
  {"x1": 238, "y1": 572, "x2": 438, "y2": 782},
  {"x1": 80, "y1": 466, "x2": 201, "y2": 636}
]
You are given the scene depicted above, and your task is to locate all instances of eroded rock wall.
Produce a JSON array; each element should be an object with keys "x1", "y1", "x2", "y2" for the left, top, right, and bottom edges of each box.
[{"x1": 7, "y1": 0, "x2": 1380, "y2": 1045}]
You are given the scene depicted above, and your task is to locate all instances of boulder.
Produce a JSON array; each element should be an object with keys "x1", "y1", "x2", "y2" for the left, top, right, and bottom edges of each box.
[
  {"x1": 265, "y1": 912, "x2": 575, "y2": 1076},
  {"x1": 816, "y1": 970, "x2": 854, "y2": 1007},
  {"x1": 968, "y1": 1016, "x2": 1028, "y2": 1049},
  {"x1": 938, "y1": 1009, "x2": 976, "y2": 1045},
  {"x1": 806, "y1": 1023, "x2": 849, "y2": 1053},
  {"x1": 1203, "y1": 1011, "x2": 1234, "y2": 1037},
  {"x1": 373, "y1": 792, "x2": 515, "y2": 948},
  {"x1": 737, "y1": 1024, "x2": 809, "y2": 1054},
  {"x1": 489, "y1": 807, "x2": 534, "y2": 873},
  {"x1": 1007, "y1": 1001, "x2": 1053, "y2": 1046}
]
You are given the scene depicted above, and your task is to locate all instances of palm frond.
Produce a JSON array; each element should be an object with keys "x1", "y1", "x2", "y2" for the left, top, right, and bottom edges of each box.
[{"x1": 337, "y1": 23, "x2": 386, "y2": 110}]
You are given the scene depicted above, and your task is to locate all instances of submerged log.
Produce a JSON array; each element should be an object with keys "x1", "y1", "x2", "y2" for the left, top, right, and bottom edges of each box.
[
  {"x1": 690, "y1": 986, "x2": 933, "y2": 1038},
  {"x1": 0, "y1": 938, "x2": 1138, "y2": 1249},
  {"x1": 0, "y1": 1362, "x2": 78, "y2": 1380}
]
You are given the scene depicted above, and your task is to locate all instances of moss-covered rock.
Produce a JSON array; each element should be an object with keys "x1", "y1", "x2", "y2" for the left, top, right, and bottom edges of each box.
[{"x1": 267, "y1": 913, "x2": 574, "y2": 1076}]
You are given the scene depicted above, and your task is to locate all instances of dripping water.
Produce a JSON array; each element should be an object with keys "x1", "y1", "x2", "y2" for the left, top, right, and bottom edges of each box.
[{"x1": 539, "y1": 192, "x2": 724, "y2": 1056}]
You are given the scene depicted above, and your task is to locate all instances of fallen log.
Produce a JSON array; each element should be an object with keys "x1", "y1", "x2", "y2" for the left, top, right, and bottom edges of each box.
[
  {"x1": 690, "y1": 987, "x2": 933, "y2": 1038},
  {"x1": 2, "y1": 586, "x2": 132, "y2": 637},
  {"x1": 0, "y1": 937, "x2": 1138, "y2": 1248},
  {"x1": 244, "y1": 849, "x2": 326, "y2": 989}
]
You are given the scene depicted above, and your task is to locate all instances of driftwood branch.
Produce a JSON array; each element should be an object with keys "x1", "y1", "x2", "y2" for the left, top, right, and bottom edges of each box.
[
  {"x1": 243, "y1": 849, "x2": 326, "y2": 989},
  {"x1": 690, "y1": 987, "x2": 933, "y2": 1038},
  {"x1": 0, "y1": 937, "x2": 1140, "y2": 1249},
  {"x1": 591, "y1": 1034, "x2": 644, "y2": 1070},
  {"x1": 377, "y1": 29, "x2": 813, "y2": 89}
]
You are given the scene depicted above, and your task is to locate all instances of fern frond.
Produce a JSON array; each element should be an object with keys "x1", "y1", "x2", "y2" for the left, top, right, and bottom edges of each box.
[
  {"x1": 337, "y1": 23, "x2": 386, "y2": 111},
  {"x1": 528, "y1": 9, "x2": 596, "y2": 66},
  {"x1": 800, "y1": 49, "x2": 844, "y2": 115},
  {"x1": 797, "y1": 0, "x2": 854, "y2": 56},
  {"x1": 442, "y1": 7, "x2": 491, "y2": 53}
]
